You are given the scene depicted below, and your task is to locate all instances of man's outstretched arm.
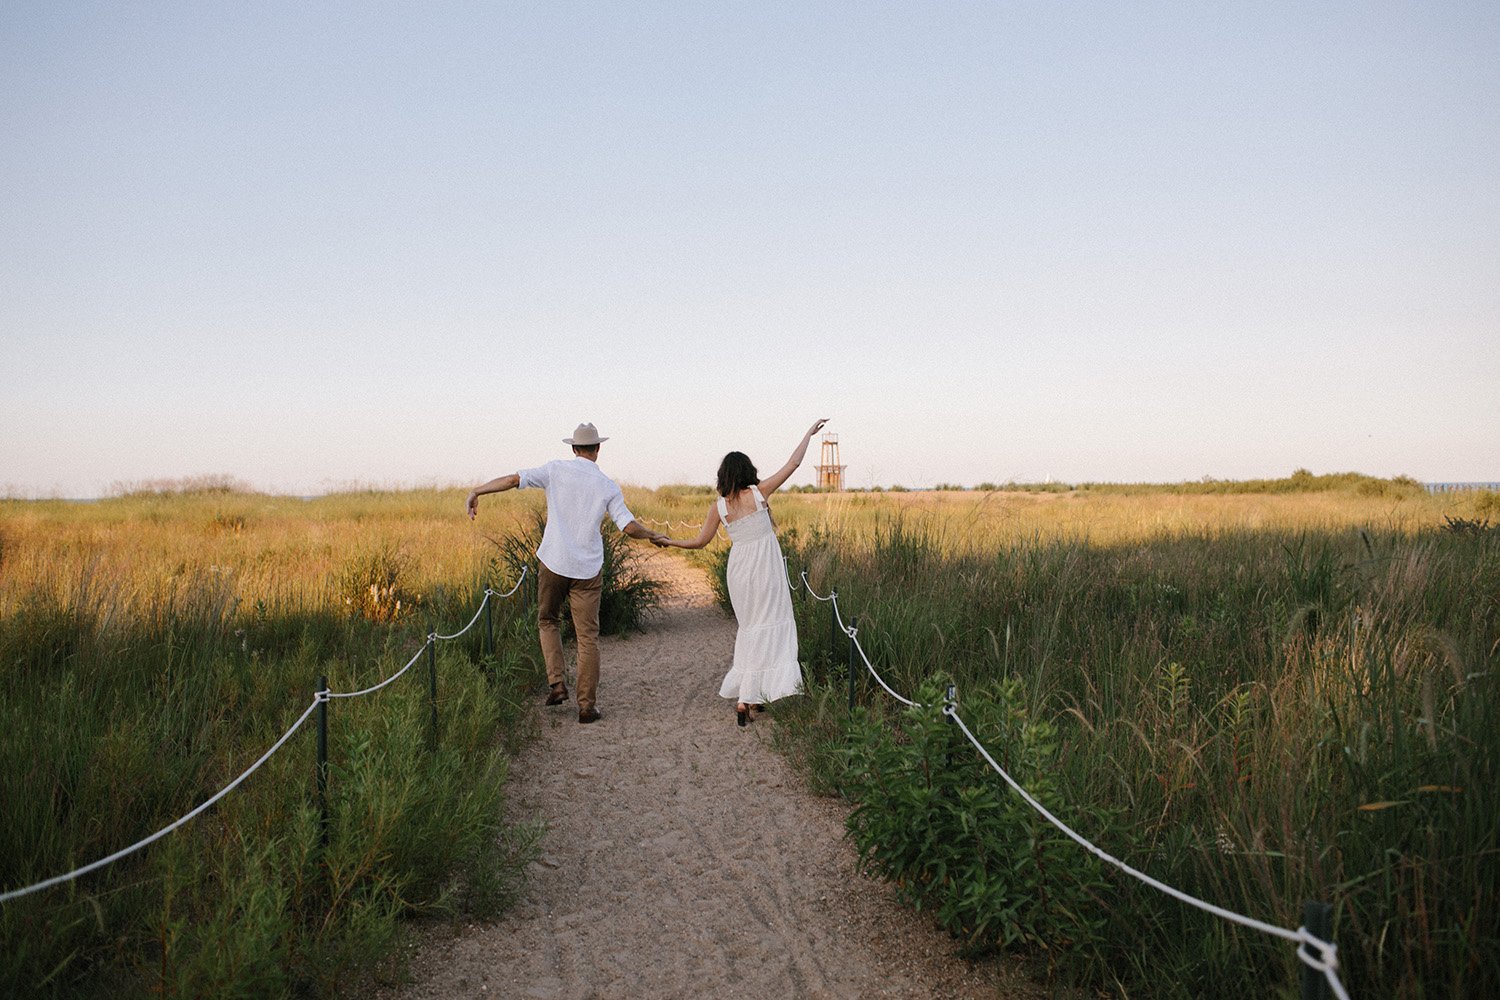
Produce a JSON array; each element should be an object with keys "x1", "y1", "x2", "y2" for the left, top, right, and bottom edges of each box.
[{"x1": 467, "y1": 473, "x2": 520, "y2": 520}]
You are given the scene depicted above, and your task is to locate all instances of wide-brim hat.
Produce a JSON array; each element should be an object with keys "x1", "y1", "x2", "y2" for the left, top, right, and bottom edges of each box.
[{"x1": 564, "y1": 422, "x2": 609, "y2": 446}]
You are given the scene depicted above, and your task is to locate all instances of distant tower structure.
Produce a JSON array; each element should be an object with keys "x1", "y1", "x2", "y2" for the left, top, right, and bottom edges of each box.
[{"x1": 816, "y1": 433, "x2": 846, "y2": 491}]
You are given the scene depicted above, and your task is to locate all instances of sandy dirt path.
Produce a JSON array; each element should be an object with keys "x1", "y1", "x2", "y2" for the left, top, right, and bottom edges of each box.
[{"x1": 385, "y1": 553, "x2": 1040, "y2": 1000}]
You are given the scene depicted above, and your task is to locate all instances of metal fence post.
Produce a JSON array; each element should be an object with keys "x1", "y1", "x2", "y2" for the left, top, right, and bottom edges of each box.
[
  {"x1": 484, "y1": 590, "x2": 494, "y2": 660},
  {"x1": 427, "y1": 633, "x2": 438, "y2": 751},
  {"x1": 846, "y1": 616, "x2": 859, "y2": 713},
  {"x1": 1300, "y1": 901, "x2": 1334, "y2": 1000},
  {"x1": 828, "y1": 591, "x2": 839, "y2": 669},
  {"x1": 944, "y1": 684, "x2": 957, "y2": 771},
  {"x1": 316, "y1": 675, "x2": 329, "y2": 849}
]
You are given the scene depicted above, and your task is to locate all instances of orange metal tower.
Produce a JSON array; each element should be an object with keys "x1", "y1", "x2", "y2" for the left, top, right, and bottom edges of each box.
[{"x1": 815, "y1": 433, "x2": 845, "y2": 491}]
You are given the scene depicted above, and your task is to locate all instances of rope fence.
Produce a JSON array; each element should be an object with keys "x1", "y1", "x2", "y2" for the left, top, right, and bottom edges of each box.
[
  {"x1": 792, "y1": 565, "x2": 1351, "y2": 1000},
  {"x1": 6, "y1": 552, "x2": 1353, "y2": 998},
  {"x1": 640, "y1": 516, "x2": 729, "y2": 540},
  {"x1": 0, "y1": 567, "x2": 528, "y2": 905}
]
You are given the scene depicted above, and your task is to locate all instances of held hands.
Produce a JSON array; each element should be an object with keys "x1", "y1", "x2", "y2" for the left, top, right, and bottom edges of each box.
[{"x1": 650, "y1": 533, "x2": 671, "y2": 548}]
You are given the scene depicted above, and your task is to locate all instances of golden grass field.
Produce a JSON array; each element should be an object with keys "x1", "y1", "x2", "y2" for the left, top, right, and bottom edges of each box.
[{"x1": 1, "y1": 478, "x2": 1495, "y2": 998}]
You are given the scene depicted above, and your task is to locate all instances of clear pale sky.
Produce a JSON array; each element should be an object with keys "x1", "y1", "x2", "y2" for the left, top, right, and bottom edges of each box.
[{"x1": 3, "y1": 2, "x2": 1496, "y2": 497}]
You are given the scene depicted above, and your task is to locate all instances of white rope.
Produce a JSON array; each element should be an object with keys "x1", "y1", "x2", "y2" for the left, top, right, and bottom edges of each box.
[
  {"x1": 1299, "y1": 936, "x2": 1353, "y2": 1000},
  {"x1": 797, "y1": 565, "x2": 920, "y2": 706},
  {"x1": 797, "y1": 567, "x2": 1349, "y2": 997},
  {"x1": 641, "y1": 517, "x2": 702, "y2": 531},
  {"x1": 800, "y1": 571, "x2": 836, "y2": 602},
  {"x1": 434, "y1": 592, "x2": 489, "y2": 640},
  {"x1": 336, "y1": 571, "x2": 528, "y2": 692},
  {"x1": 0, "y1": 575, "x2": 534, "y2": 904},
  {"x1": 641, "y1": 516, "x2": 728, "y2": 540},
  {"x1": 0, "y1": 695, "x2": 324, "y2": 903},
  {"x1": 491, "y1": 565, "x2": 528, "y2": 599},
  {"x1": 325, "y1": 639, "x2": 431, "y2": 700},
  {"x1": 831, "y1": 597, "x2": 919, "y2": 707},
  {"x1": 946, "y1": 707, "x2": 1351, "y2": 999}
]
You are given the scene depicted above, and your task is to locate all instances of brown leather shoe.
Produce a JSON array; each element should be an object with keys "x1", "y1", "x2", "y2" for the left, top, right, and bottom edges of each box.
[
  {"x1": 578, "y1": 708, "x2": 601, "y2": 724},
  {"x1": 545, "y1": 683, "x2": 568, "y2": 706}
]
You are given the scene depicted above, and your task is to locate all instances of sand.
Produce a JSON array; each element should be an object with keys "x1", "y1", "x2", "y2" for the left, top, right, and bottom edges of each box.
[{"x1": 383, "y1": 553, "x2": 1043, "y2": 1000}]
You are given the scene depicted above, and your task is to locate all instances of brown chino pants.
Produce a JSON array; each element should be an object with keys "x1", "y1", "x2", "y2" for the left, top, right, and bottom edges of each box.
[{"x1": 536, "y1": 564, "x2": 603, "y2": 712}]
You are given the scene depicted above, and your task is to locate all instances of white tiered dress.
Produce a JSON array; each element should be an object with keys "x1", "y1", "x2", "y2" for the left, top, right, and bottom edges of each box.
[{"x1": 716, "y1": 486, "x2": 803, "y2": 704}]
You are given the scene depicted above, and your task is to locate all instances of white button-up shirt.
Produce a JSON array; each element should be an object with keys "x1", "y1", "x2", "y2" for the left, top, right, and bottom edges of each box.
[{"x1": 518, "y1": 458, "x2": 636, "y2": 579}]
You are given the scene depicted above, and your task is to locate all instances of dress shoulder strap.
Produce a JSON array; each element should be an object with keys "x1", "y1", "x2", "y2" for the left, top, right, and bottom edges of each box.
[
  {"x1": 749, "y1": 485, "x2": 767, "y2": 511},
  {"x1": 715, "y1": 495, "x2": 729, "y2": 520}
]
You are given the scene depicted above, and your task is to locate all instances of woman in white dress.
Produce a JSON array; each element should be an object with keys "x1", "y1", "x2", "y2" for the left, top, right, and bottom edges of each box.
[{"x1": 660, "y1": 419, "x2": 828, "y2": 726}]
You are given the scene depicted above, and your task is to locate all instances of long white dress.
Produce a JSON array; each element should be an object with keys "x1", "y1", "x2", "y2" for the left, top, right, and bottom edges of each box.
[{"x1": 716, "y1": 486, "x2": 803, "y2": 703}]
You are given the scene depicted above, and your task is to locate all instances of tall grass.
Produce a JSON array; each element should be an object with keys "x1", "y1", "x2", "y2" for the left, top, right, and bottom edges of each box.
[
  {"x1": 770, "y1": 507, "x2": 1497, "y2": 998},
  {"x1": 0, "y1": 488, "x2": 651, "y2": 997}
]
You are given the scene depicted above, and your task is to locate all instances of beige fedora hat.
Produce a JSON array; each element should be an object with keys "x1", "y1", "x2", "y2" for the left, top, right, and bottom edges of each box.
[{"x1": 564, "y1": 422, "x2": 609, "y2": 446}]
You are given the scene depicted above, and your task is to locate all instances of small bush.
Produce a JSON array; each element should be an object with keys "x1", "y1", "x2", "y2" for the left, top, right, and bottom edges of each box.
[
  {"x1": 487, "y1": 510, "x2": 665, "y2": 636},
  {"x1": 844, "y1": 678, "x2": 1109, "y2": 962}
]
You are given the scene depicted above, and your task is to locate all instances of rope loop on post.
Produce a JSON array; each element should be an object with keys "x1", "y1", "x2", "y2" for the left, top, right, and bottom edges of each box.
[
  {"x1": 831, "y1": 597, "x2": 919, "y2": 708},
  {"x1": 1296, "y1": 931, "x2": 1351, "y2": 1000}
]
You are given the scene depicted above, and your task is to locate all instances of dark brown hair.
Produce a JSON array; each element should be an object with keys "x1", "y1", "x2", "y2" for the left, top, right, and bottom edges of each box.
[
  {"x1": 572, "y1": 444, "x2": 600, "y2": 458},
  {"x1": 716, "y1": 451, "x2": 759, "y2": 497}
]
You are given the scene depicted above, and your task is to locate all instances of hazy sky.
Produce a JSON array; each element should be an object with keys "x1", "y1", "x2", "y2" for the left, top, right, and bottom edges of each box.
[{"x1": 3, "y1": 2, "x2": 1497, "y2": 496}]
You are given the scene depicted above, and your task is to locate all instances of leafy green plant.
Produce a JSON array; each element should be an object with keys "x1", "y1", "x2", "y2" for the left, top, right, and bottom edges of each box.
[{"x1": 843, "y1": 678, "x2": 1109, "y2": 966}]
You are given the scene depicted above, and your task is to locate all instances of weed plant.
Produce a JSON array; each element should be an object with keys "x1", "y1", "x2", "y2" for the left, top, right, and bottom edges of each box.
[{"x1": 775, "y1": 512, "x2": 1498, "y2": 998}]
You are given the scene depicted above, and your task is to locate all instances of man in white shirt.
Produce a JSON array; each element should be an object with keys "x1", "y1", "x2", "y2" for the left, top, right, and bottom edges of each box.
[{"x1": 466, "y1": 423, "x2": 664, "y2": 723}]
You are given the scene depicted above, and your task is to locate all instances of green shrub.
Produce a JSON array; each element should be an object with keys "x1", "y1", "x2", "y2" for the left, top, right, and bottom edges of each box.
[{"x1": 844, "y1": 678, "x2": 1109, "y2": 963}]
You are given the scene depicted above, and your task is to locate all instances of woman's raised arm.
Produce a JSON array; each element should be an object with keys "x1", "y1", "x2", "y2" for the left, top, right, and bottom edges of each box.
[{"x1": 758, "y1": 419, "x2": 829, "y2": 497}]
